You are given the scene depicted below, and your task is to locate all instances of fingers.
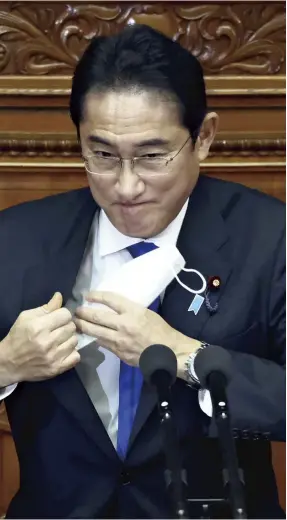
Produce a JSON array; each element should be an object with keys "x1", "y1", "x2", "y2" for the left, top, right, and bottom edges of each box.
[
  {"x1": 75, "y1": 306, "x2": 118, "y2": 330},
  {"x1": 39, "y1": 307, "x2": 73, "y2": 332},
  {"x1": 53, "y1": 334, "x2": 79, "y2": 360},
  {"x1": 74, "y1": 317, "x2": 117, "y2": 346},
  {"x1": 24, "y1": 292, "x2": 63, "y2": 319},
  {"x1": 59, "y1": 351, "x2": 81, "y2": 372},
  {"x1": 85, "y1": 291, "x2": 132, "y2": 314},
  {"x1": 55, "y1": 339, "x2": 81, "y2": 373},
  {"x1": 49, "y1": 321, "x2": 77, "y2": 346},
  {"x1": 43, "y1": 292, "x2": 63, "y2": 313}
]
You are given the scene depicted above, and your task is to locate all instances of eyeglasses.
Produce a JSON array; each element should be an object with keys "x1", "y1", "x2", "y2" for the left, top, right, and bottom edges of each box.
[{"x1": 82, "y1": 135, "x2": 192, "y2": 177}]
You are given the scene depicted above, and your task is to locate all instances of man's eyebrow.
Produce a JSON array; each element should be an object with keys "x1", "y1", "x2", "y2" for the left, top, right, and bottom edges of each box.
[
  {"x1": 136, "y1": 138, "x2": 170, "y2": 148},
  {"x1": 87, "y1": 135, "x2": 170, "y2": 148},
  {"x1": 88, "y1": 135, "x2": 112, "y2": 146}
]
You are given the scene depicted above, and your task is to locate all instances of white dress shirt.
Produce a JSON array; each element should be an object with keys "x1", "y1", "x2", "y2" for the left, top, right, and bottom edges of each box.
[{"x1": 0, "y1": 200, "x2": 211, "y2": 445}]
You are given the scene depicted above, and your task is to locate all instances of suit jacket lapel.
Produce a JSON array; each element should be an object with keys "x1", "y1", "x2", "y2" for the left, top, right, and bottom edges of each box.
[
  {"x1": 44, "y1": 366, "x2": 118, "y2": 461},
  {"x1": 129, "y1": 177, "x2": 233, "y2": 448},
  {"x1": 22, "y1": 188, "x2": 97, "y2": 310},
  {"x1": 22, "y1": 189, "x2": 118, "y2": 461},
  {"x1": 163, "y1": 177, "x2": 232, "y2": 339}
]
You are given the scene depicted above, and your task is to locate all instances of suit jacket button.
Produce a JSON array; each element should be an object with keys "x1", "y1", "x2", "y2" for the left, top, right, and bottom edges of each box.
[{"x1": 120, "y1": 470, "x2": 131, "y2": 486}]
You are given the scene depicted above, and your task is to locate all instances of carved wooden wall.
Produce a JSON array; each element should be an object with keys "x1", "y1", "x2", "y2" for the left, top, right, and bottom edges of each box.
[{"x1": 0, "y1": 1, "x2": 285, "y2": 516}]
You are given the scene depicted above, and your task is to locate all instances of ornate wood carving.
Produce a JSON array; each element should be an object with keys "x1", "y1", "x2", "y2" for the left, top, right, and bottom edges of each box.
[
  {"x1": 0, "y1": 75, "x2": 285, "y2": 99},
  {"x1": 0, "y1": 2, "x2": 285, "y2": 76},
  {"x1": 0, "y1": 135, "x2": 285, "y2": 158}
]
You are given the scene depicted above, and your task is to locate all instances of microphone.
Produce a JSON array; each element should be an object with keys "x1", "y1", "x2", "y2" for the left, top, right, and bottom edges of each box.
[
  {"x1": 194, "y1": 344, "x2": 233, "y2": 387},
  {"x1": 195, "y1": 346, "x2": 234, "y2": 420},
  {"x1": 139, "y1": 345, "x2": 189, "y2": 519},
  {"x1": 195, "y1": 345, "x2": 247, "y2": 519},
  {"x1": 139, "y1": 344, "x2": 177, "y2": 403}
]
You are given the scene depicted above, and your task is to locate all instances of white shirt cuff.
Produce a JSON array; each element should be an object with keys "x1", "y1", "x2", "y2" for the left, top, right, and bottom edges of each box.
[
  {"x1": 0, "y1": 383, "x2": 18, "y2": 399},
  {"x1": 198, "y1": 388, "x2": 212, "y2": 417},
  {"x1": 189, "y1": 350, "x2": 213, "y2": 418}
]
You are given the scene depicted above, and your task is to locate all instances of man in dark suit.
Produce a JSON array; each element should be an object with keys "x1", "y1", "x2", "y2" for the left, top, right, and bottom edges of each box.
[{"x1": 0, "y1": 25, "x2": 285, "y2": 519}]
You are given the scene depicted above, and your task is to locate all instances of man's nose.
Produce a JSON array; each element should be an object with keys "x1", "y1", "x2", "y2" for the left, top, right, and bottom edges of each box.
[{"x1": 115, "y1": 160, "x2": 145, "y2": 201}]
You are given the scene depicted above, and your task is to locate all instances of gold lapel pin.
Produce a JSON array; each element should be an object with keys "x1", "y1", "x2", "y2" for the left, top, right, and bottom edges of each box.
[{"x1": 208, "y1": 276, "x2": 221, "y2": 292}]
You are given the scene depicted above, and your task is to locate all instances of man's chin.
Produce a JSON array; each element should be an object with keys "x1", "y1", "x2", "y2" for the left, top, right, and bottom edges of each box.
[
  {"x1": 119, "y1": 224, "x2": 153, "y2": 239},
  {"x1": 107, "y1": 205, "x2": 166, "y2": 238},
  {"x1": 111, "y1": 217, "x2": 156, "y2": 239}
]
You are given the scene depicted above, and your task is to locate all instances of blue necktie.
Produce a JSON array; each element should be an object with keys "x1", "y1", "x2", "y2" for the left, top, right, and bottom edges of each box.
[{"x1": 117, "y1": 241, "x2": 160, "y2": 458}]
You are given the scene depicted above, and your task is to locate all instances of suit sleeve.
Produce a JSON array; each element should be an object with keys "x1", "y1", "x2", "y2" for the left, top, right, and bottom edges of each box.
[{"x1": 219, "y1": 231, "x2": 285, "y2": 441}]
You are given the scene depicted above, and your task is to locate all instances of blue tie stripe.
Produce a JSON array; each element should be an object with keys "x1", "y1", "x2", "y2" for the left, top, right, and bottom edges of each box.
[{"x1": 117, "y1": 242, "x2": 160, "y2": 458}]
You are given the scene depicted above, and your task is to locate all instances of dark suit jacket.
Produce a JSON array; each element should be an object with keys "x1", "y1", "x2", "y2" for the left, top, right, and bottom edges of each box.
[{"x1": 0, "y1": 176, "x2": 285, "y2": 519}]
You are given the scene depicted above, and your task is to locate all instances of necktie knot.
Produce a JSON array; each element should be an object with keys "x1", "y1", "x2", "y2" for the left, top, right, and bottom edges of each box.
[{"x1": 127, "y1": 241, "x2": 158, "y2": 259}]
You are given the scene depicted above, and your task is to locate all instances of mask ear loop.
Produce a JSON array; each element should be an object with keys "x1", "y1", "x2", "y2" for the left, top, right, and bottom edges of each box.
[{"x1": 170, "y1": 266, "x2": 207, "y2": 295}]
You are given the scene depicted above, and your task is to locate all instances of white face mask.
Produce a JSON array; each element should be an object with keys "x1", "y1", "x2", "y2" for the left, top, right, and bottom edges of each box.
[{"x1": 76, "y1": 244, "x2": 206, "y2": 350}]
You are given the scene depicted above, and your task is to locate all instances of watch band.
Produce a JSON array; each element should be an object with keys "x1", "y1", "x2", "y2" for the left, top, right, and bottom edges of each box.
[{"x1": 184, "y1": 342, "x2": 209, "y2": 388}]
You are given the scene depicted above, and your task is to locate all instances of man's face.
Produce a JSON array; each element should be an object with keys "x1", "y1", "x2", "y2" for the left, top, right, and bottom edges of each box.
[{"x1": 80, "y1": 90, "x2": 217, "y2": 238}]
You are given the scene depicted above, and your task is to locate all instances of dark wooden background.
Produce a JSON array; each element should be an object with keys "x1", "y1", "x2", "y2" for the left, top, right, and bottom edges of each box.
[{"x1": 0, "y1": 1, "x2": 285, "y2": 515}]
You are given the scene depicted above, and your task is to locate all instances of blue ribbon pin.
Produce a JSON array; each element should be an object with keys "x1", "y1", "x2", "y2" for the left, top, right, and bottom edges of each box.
[{"x1": 188, "y1": 294, "x2": 205, "y2": 315}]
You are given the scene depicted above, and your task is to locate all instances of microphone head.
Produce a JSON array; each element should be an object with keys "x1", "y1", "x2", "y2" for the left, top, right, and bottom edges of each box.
[
  {"x1": 194, "y1": 345, "x2": 234, "y2": 388},
  {"x1": 139, "y1": 344, "x2": 177, "y2": 386}
]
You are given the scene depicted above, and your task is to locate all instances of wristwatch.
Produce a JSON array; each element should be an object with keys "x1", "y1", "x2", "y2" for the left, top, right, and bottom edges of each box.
[{"x1": 184, "y1": 342, "x2": 210, "y2": 388}]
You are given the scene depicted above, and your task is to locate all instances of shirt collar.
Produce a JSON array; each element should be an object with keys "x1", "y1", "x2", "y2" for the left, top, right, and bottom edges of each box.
[{"x1": 98, "y1": 199, "x2": 189, "y2": 257}]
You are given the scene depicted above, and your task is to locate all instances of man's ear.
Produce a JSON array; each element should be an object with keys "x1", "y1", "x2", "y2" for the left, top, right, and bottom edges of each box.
[{"x1": 196, "y1": 112, "x2": 219, "y2": 162}]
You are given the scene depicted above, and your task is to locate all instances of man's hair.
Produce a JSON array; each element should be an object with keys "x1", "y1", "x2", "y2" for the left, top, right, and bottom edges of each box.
[{"x1": 70, "y1": 24, "x2": 207, "y2": 141}]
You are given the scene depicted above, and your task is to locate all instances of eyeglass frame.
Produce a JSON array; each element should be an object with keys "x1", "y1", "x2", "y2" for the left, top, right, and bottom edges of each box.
[{"x1": 82, "y1": 132, "x2": 196, "y2": 177}]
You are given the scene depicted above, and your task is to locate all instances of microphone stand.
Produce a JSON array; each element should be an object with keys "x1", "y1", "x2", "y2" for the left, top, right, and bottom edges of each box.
[
  {"x1": 155, "y1": 371, "x2": 189, "y2": 520},
  {"x1": 209, "y1": 372, "x2": 247, "y2": 519}
]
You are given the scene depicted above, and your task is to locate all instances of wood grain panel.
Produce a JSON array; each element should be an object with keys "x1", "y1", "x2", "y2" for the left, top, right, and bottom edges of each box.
[{"x1": 0, "y1": 405, "x2": 19, "y2": 517}]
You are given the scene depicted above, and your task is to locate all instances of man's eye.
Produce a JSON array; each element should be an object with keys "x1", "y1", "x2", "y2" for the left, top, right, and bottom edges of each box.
[
  {"x1": 94, "y1": 151, "x2": 115, "y2": 159},
  {"x1": 142, "y1": 153, "x2": 164, "y2": 159}
]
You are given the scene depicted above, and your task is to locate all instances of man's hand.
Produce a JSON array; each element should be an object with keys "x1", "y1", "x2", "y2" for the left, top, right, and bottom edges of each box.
[
  {"x1": 0, "y1": 292, "x2": 80, "y2": 387},
  {"x1": 74, "y1": 291, "x2": 200, "y2": 378}
]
